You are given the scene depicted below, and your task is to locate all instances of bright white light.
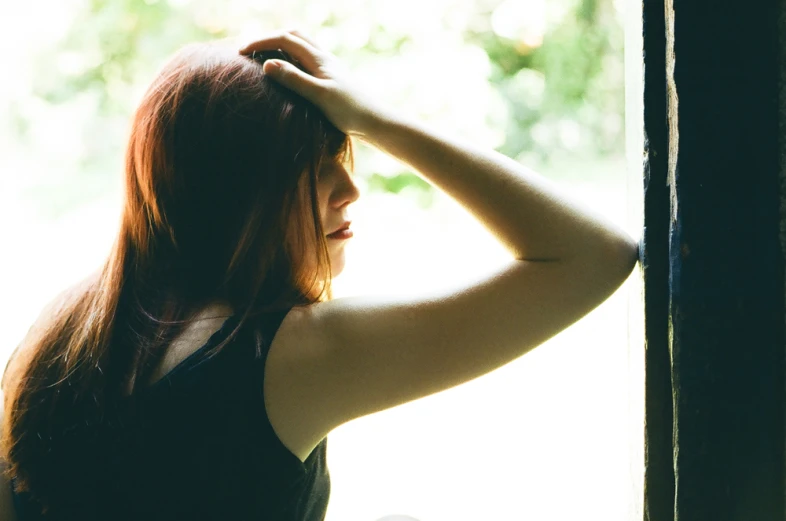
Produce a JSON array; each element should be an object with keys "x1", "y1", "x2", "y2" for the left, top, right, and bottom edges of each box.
[
  {"x1": 558, "y1": 118, "x2": 583, "y2": 149},
  {"x1": 512, "y1": 67, "x2": 546, "y2": 109},
  {"x1": 491, "y1": 0, "x2": 547, "y2": 47}
]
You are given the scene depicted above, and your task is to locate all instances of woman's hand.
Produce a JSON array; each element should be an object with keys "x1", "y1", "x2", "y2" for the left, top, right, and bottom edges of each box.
[{"x1": 239, "y1": 29, "x2": 387, "y2": 138}]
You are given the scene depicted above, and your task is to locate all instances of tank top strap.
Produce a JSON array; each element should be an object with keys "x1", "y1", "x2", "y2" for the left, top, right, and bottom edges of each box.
[{"x1": 247, "y1": 307, "x2": 293, "y2": 360}]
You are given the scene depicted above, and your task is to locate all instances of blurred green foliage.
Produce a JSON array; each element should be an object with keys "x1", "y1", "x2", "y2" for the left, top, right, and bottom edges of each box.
[
  {"x1": 36, "y1": 0, "x2": 220, "y2": 112},
  {"x1": 13, "y1": 0, "x2": 624, "y2": 216}
]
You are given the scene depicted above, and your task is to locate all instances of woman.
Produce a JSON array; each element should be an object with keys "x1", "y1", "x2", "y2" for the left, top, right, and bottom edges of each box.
[{"x1": 0, "y1": 29, "x2": 638, "y2": 520}]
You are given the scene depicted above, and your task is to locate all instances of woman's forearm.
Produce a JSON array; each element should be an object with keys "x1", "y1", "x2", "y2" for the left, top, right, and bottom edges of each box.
[{"x1": 357, "y1": 112, "x2": 638, "y2": 265}]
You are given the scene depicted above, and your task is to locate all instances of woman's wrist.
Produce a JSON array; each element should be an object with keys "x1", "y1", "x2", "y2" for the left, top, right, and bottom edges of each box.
[{"x1": 351, "y1": 106, "x2": 404, "y2": 144}]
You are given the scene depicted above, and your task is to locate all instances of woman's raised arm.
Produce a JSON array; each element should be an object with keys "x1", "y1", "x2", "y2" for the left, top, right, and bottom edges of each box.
[{"x1": 239, "y1": 30, "x2": 639, "y2": 457}]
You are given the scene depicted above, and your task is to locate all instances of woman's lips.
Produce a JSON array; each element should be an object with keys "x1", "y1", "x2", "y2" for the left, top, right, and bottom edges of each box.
[{"x1": 326, "y1": 228, "x2": 353, "y2": 240}]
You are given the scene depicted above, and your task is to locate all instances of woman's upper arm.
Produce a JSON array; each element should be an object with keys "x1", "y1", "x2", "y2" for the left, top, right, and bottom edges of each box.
[{"x1": 266, "y1": 251, "x2": 634, "y2": 439}]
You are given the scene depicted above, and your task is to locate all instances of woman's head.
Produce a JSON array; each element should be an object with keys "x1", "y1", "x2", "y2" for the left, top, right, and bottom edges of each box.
[{"x1": 126, "y1": 40, "x2": 357, "y2": 308}]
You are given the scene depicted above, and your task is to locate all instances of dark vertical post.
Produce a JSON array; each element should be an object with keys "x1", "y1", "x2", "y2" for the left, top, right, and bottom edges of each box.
[
  {"x1": 641, "y1": 0, "x2": 674, "y2": 519},
  {"x1": 656, "y1": 0, "x2": 785, "y2": 519},
  {"x1": 780, "y1": 9, "x2": 786, "y2": 520}
]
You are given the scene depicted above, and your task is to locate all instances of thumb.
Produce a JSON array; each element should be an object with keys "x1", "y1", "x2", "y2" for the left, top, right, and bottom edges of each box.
[{"x1": 263, "y1": 59, "x2": 316, "y2": 100}]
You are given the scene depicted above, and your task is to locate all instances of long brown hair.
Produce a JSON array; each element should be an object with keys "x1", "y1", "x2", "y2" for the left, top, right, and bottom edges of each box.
[{"x1": 1, "y1": 40, "x2": 353, "y2": 506}]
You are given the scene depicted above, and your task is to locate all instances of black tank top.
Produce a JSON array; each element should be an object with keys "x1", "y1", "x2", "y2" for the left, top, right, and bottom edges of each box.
[{"x1": 11, "y1": 308, "x2": 331, "y2": 521}]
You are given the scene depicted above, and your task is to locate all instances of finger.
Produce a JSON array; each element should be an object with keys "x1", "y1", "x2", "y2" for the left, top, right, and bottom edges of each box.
[
  {"x1": 287, "y1": 29, "x2": 320, "y2": 48},
  {"x1": 240, "y1": 33, "x2": 318, "y2": 70},
  {"x1": 239, "y1": 30, "x2": 315, "y2": 56},
  {"x1": 263, "y1": 59, "x2": 320, "y2": 101},
  {"x1": 239, "y1": 33, "x2": 321, "y2": 70}
]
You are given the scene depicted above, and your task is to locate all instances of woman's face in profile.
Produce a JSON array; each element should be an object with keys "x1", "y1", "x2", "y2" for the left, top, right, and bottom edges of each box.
[{"x1": 316, "y1": 157, "x2": 360, "y2": 277}]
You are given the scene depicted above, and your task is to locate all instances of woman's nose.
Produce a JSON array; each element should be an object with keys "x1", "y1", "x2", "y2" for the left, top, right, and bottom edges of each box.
[{"x1": 332, "y1": 172, "x2": 360, "y2": 208}]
